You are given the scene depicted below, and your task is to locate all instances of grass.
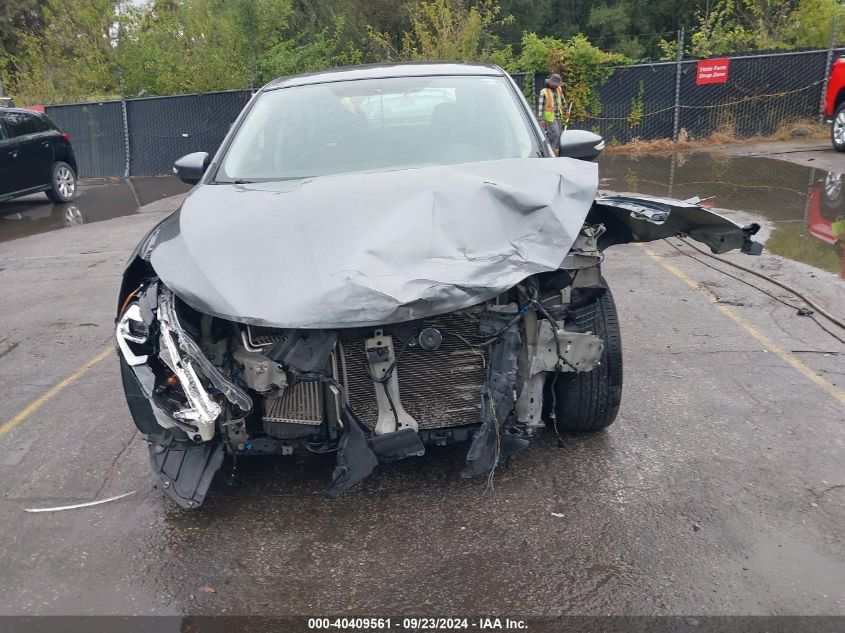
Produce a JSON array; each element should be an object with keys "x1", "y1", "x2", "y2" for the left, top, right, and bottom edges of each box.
[{"x1": 605, "y1": 120, "x2": 829, "y2": 156}]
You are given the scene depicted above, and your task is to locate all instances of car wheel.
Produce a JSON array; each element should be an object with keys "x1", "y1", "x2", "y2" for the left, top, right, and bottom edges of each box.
[
  {"x1": 832, "y1": 104, "x2": 845, "y2": 152},
  {"x1": 823, "y1": 172, "x2": 844, "y2": 204},
  {"x1": 551, "y1": 281, "x2": 623, "y2": 432},
  {"x1": 46, "y1": 161, "x2": 77, "y2": 203}
]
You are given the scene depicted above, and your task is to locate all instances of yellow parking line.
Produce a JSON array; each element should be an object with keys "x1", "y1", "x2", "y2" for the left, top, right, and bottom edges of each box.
[
  {"x1": 639, "y1": 245, "x2": 845, "y2": 406},
  {"x1": 0, "y1": 346, "x2": 113, "y2": 440},
  {"x1": 0, "y1": 251, "x2": 128, "y2": 263}
]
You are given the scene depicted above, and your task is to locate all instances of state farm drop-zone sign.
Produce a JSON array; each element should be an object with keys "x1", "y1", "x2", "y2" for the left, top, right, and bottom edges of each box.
[{"x1": 696, "y1": 58, "x2": 730, "y2": 84}]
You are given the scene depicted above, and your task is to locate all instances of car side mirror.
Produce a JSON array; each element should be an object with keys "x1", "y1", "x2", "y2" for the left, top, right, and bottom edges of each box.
[
  {"x1": 173, "y1": 152, "x2": 210, "y2": 184},
  {"x1": 558, "y1": 130, "x2": 605, "y2": 161}
]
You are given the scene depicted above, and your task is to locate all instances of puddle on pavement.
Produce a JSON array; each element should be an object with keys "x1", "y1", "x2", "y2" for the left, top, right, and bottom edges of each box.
[
  {"x1": 599, "y1": 152, "x2": 845, "y2": 279},
  {"x1": 0, "y1": 176, "x2": 190, "y2": 244},
  {"x1": 2, "y1": 155, "x2": 843, "y2": 278}
]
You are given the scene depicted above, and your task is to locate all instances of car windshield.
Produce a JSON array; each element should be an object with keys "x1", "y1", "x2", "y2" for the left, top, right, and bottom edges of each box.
[{"x1": 217, "y1": 74, "x2": 540, "y2": 182}]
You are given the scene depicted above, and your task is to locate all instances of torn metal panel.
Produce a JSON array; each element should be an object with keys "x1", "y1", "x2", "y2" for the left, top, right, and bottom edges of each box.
[
  {"x1": 463, "y1": 310, "x2": 524, "y2": 478},
  {"x1": 560, "y1": 225, "x2": 605, "y2": 269},
  {"x1": 369, "y1": 427, "x2": 426, "y2": 462},
  {"x1": 148, "y1": 158, "x2": 599, "y2": 329},
  {"x1": 264, "y1": 329, "x2": 337, "y2": 373},
  {"x1": 231, "y1": 346, "x2": 287, "y2": 395},
  {"x1": 527, "y1": 323, "x2": 604, "y2": 376},
  {"x1": 327, "y1": 412, "x2": 379, "y2": 499},
  {"x1": 136, "y1": 280, "x2": 159, "y2": 326},
  {"x1": 515, "y1": 310, "x2": 544, "y2": 429},
  {"x1": 590, "y1": 195, "x2": 762, "y2": 255},
  {"x1": 149, "y1": 440, "x2": 225, "y2": 509},
  {"x1": 159, "y1": 288, "x2": 253, "y2": 415},
  {"x1": 158, "y1": 295, "x2": 224, "y2": 442}
]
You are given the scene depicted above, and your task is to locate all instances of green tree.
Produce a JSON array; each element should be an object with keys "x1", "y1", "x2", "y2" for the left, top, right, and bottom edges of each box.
[
  {"x1": 117, "y1": 0, "x2": 264, "y2": 96},
  {"x1": 690, "y1": 0, "x2": 799, "y2": 57},
  {"x1": 587, "y1": 2, "x2": 646, "y2": 59},
  {"x1": 517, "y1": 32, "x2": 630, "y2": 119},
  {"x1": 9, "y1": 0, "x2": 119, "y2": 104},
  {"x1": 369, "y1": 0, "x2": 515, "y2": 68},
  {"x1": 257, "y1": 15, "x2": 363, "y2": 81},
  {"x1": 783, "y1": 0, "x2": 845, "y2": 48},
  {"x1": 0, "y1": 0, "x2": 46, "y2": 74}
]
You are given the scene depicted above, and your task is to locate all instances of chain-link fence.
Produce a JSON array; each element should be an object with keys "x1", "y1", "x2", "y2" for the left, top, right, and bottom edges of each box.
[
  {"x1": 581, "y1": 49, "x2": 836, "y2": 144},
  {"x1": 43, "y1": 89, "x2": 251, "y2": 178},
  {"x1": 39, "y1": 43, "x2": 841, "y2": 179},
  {"x1": 43, "y1": 101, "x2": 126, "y2": 178},
  {"x1": 512, "y1": 43, "x2": 840, "y2": 146},
  {"x1": 124, "y1": 90, "x2": 252, "y2": 177}
]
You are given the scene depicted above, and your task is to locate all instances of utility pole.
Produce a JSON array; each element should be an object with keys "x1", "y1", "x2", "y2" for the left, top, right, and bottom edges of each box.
[
  {"x1": 820, "y1": 16, "x2": 839, "y2": 122},
  {"x1": 672, "y1": 28, "x2": 684, "y2": 142},
  {"x1": 118, "y1": 69, "x2": 131, "y2": 180}
]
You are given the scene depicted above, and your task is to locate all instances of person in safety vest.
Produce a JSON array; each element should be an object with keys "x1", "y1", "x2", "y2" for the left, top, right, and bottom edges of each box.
[{"x1": 537, "y1": 73, "x2": 567, "y2": 154}]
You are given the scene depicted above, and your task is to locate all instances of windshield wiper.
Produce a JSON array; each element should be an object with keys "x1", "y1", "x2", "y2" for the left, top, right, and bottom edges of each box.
[{"x1": 233, "y1": 179, "x2": 256, "y2": 184}]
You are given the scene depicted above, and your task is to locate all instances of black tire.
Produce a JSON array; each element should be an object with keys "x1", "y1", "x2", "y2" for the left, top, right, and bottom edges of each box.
[
  {"x1": 832, "y1": 103, "x2": 845, "y2": 152},
  {"x1": 552, "y1": 282, "x2": 623, "y2": 432},
  {"x1": 822, "y1": 171, "x2": 845, "y2": 208},
  {"x1": 45, "y1": 161, "x2": 77, "y2": 203}
]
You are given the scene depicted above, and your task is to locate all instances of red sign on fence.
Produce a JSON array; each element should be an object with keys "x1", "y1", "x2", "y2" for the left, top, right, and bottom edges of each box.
[{"x1": 696, "y1": 58, "x2": 730, "y2": 84}]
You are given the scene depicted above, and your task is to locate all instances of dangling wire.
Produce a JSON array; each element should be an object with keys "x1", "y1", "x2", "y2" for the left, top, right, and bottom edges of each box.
[{"x1": 484, "y1": 392, "x2": 501, "y2": 495}]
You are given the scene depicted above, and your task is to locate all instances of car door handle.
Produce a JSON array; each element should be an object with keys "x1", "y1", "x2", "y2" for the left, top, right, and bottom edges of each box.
[{"x1": 8, "y1": 150, "x2": 18, "y2": 158}]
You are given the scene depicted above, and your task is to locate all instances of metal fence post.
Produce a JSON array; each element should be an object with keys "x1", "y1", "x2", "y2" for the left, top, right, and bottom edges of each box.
[
  {"x1": 819, "y1": 16, "x2": 838, "y2": 122},
  {"x1": 118, "y1": 70, "x2": 131, "y2": 179},
  {"x1": 672, "y1": 28, "x2": 684, "y2": 141}
]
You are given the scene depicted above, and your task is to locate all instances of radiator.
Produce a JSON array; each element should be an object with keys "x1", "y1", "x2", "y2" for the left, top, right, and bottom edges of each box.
[
  {"x1": 251, "y1": 311, "x2": 486, "y2": 431},
  {"x1": 339, "y1": 312, "x2": 485, "y2": 430}
]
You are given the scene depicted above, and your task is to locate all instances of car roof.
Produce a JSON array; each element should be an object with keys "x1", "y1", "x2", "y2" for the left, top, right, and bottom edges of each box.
[
  {"x1": 263, "y1": 62, "x2": 505, "y2": 91},
  {"x1": 0, "y1": 107, "x2": 45, "y2": 117}
]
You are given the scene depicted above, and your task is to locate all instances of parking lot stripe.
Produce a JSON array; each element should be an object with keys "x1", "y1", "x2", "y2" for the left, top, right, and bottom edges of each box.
[
  {"x1": 640, "y1": 245, "x2": 845, "y2": 406},
  {"x1": 0, "y1": 251, "x2": 128, "y2": 263},
  {"x1": 0, "y1": 346, "x2": 113, "y2": 440}
]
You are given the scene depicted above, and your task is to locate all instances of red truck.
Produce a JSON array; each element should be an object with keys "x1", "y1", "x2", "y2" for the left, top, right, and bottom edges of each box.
[{"x1": 826, "y1": 56, "x2": 845, "y2": 151}]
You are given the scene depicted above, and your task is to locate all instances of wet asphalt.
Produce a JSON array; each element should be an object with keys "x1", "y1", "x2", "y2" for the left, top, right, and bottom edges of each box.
[{"x1": 0, "y1": 143, "x2": 844, "y2": 617}]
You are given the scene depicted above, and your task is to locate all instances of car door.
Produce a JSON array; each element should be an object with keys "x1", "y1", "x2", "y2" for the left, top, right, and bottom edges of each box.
[
  {"x1": 4, "y1": 111, "x2": 53, "y2": 191},
  {"x1": 0, "y1": 117, "x2": 20, "y2": 198}
]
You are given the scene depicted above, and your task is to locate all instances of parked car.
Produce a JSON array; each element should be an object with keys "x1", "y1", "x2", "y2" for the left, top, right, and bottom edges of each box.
[
  {"x1": 115, "y1": 63, "x2": 762, "y2": 508},
  {"x1": 807, "y1": 171, "x2": 845, "y2": 278},
  {"x1": 825, "y1": 56, "x2": 845, "y2": 151},
  {"x1": 0, "y1": 108, "x2": 77, "y2": 204}
]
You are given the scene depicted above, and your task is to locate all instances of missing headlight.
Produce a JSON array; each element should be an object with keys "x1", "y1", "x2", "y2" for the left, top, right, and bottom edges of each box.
[{"x1": 116, "y1": 303, "x2": 150, "y2": 366}]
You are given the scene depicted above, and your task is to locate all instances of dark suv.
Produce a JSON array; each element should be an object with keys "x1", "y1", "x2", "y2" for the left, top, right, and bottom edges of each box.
[{"x1": 0, "y1": 108, "x2": 78, "y2": 203}]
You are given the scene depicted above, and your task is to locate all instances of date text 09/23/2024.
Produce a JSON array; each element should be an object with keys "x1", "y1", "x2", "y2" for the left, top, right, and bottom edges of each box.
[{"x1": 307, "y1": 617, "x2": 528, "y2": 630}]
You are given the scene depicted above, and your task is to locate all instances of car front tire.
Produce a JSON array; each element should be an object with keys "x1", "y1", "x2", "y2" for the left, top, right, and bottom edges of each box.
[
  {"x1": 46, "y1": 161, "x2": 77, "y2": 203},
  {"x1": 552, "y1": 282, "x2": 623, "y2": 432},
  {"x1": 832, "y1": 103, "x2": 845, "y2": 152}
]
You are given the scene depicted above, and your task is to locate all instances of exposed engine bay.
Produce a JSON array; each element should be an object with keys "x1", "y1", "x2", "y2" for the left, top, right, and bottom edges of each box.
[
  {"x1": 116, "y1": 151, "x2": 762, "y2": 509},
  {"x1": 117, "y1": 224, "x2": 613, "y2": 508}
]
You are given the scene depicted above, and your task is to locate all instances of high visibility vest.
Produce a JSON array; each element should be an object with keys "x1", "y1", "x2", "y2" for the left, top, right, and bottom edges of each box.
[{"x1": 542, "y1": 86, "x2": 564, "y2": 122}]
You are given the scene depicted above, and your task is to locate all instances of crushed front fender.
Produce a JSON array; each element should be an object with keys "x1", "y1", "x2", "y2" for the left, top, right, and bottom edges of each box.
[{"x1": 589, "y1": 195, "x2": 763, "y2": 255}]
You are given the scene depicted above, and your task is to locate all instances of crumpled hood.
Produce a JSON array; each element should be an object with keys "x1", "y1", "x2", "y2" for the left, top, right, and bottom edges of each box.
[{"x1": 149, "y1": 158, "x2": 598, "y2": 328}]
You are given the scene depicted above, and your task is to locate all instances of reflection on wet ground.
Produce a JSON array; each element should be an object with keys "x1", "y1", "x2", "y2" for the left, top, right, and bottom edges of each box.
[
  {"x1": 599, "y1": 152, "x2": 845, "y2": 278},
  {"x1": 0, "y1": 177, "x2": 190, "y2": 244},
  {"x1": 2, "y1": 157, "x2": 843, "y2": 278}
]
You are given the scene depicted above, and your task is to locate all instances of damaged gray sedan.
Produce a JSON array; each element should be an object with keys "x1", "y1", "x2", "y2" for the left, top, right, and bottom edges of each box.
[{"x1": 116, "y1": 63, "x2": 762, "y2": 508}]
